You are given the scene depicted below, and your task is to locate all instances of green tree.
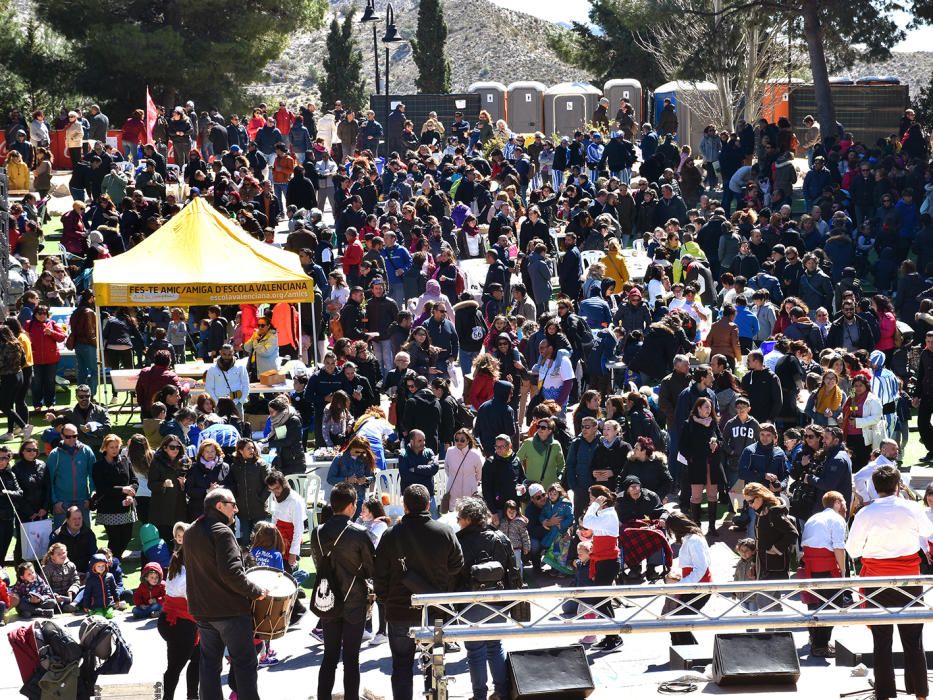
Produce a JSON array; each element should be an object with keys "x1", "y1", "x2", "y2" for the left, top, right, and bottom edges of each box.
[
  {"x1": 410, "y1": 0, "x2": 451, "y2": 94},
  {"x1": 320, "y1": 10, "x2": 367, "y2": 113},
  {"x1": 547, "y1": 0, "x2": 663, "y2": 92},
  {"x1": 32, "y1": 0, "x2": 327, "y2": 114}
]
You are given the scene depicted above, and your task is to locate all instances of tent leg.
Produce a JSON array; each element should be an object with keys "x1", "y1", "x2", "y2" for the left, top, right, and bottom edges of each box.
[
  {"x1": 95, "y1": 309, "x2": 108, "y2": 404},
  {"x1": 309, "y1": 298, "x2": 319, "y2": 366},
  {"x1": 296, "y1": 302, "x2": 304, "y2": 364}
]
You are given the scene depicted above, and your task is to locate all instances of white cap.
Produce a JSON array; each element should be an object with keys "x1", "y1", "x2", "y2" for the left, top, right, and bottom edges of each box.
[{"x1": 528, "y1": 483, "x2": 545, "y2": 497}]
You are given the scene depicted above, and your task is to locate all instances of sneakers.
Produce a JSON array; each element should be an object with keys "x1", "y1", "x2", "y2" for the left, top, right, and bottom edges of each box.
[
  {"x1": 21, "y1": 425, "x2": 33, "y2": 440},
  {"x1": 0, "y1": 433, "x2": 13, "y2": 442},
  {"x1": 370, "y1": 633, "x2": 388, "y2": 646},
  {"x1": 361, "y1": 629, "x2": 374, "y2": 642},
  {"x1": 310, "y1": 627, "x2": 324, "y2": 643},
  {"x1": 578, "y1": 635, "x2": 597, "y2": 645},
  {"x1": 258, "y1": 654, "x2": 279, "y2": 667},
  {"x1": 592, "y1": 636, "x2": 623, "y2": 651},
  {"x1": 444, "y1": 642, "x2": 461, "y2": 653},
  {"x1": 811, "y1": 644, "x2": 836, "y2": 658}
]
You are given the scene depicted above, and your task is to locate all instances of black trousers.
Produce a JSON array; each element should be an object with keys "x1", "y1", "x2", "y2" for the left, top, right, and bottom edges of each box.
[
  {"x1": 868, "y1": 585, "x2": 928, "y2": 700},
  {"x1": 670, "y1": 593, "x2": 710, "y2": 646},
  {"x1": 318, "y1": 606, "x2": 366, "y2": 700},
  {"x1": 807, "y1": 570, "x2": 842, "y2": 649},
  {"x1": 0, "y1": 372, "x2": 26, "y2": 432},
  {"x1": 157, "y1": 614, "x2": 200, "y2": 700},
  {"x1": 845, "y1": 434, "x2": 871, "y2": 472},
  {"x1": 919, "y1": 398, "x2": 933, "y2": 453},
  {"x1": 593, "y1": 558, "x2": 621, "y2": 627},
  {"x1": 103, "y1": 522, "x2": 134, "y2": 560}
]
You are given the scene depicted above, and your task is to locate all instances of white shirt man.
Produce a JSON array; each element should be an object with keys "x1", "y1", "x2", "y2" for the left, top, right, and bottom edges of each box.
[
  {"x1": 852, "y1": 439, "x2": 899, "y2": 505},
  {"x1": 204, "y1": 345, "x2": 250, "y2": 410},
  {"x1": 267, "y1": 475, "x2": 306, "y2": 567}
]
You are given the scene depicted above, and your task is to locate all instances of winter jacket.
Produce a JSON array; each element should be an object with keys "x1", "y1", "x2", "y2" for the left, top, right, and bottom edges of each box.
[
  {"x1": 133, "y1": 562, "x2": 166, "y2": 606},
  {"x1": 47, "y1": 441, "x2": 96, "y2": 506},
  {"x1": 443, "y1": 446, "x2": 484, "y2": 504},
  {"x1": 474, "y1": 380, "x2": 516, "y2": 453},
  {"x1": 455, "y1": 523, "x2": 522, "y2": 593},
  {"x1": 309, "y1": 514, "x2": 375, "y2": 612},
  {"x1": 403, "y1": 389, "x2": 442, "y2": 452},
  {"x1": 374, "y1": 512, "x2": 464, "y2": 624},
  {"x1": 185, "y1": 459, "x2": 232, "y2": 517},
  {"x1": 83, "y1": 555, "x2": 117, "y2": 610},
  {"x1": 798, "y1": 269, "x2": 834, "y2": 312},
  {"x1": 619, "y1": 456, "x2": 674, "y2": 499},
  {"x1": 148, "y1": 449, "x2": 188, "y2": 528},
  {"x1": 740, "y1": 368, "x2": 783, "y2": 423},
  {"x1": 228, "y1": 456, "x2": 272, "y2": 521},
  {"x1": 24, "y1": 318, "x2": 65, "y2": 365},
  {"x1": 43, "y1": 558, "x2": 80, "y2": 599},
  {"x1": 268, "y1": 412, "x2": 305, "y2": 475},
  {"x1": 12, "y1": 459, "x2": 49, "y2": 520},
  {"x1": 753, "y1": 504, "x2": 798, "y2": 580},
  {"x1": 481, "y1": 451, "x2": 524, "y2": 515},
  {"x1": 737, "y1": 442, "x2": 787, "y2": 484},
  {"x1": 679, "y1": 417, "x2": 725, "y2": 487},
  {"x1": 91, "y1": 455, "x2": 138, "y2": 516},
  {"x1": 590, "y1": 437, "x2": 631, "y2": 491},
  {"x1": 244, "y1": 329, "x2": 279, "y2": 375},
  {"x1": 517, "y1": 435, "x2": 564, "y2": 488},
  {"x1": 398, "y1": 448, "x2": 439, "y2": 492},
  {"x1": 184, "y1": 508, "x2": 264, "y2": 620}
]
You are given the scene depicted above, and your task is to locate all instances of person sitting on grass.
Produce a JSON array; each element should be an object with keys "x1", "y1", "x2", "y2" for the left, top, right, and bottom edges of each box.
[
  {"x1": 132, "y1": 562, "x2": 166, "y2": 619},
  {"x1": 82, "y1": 553, "x2": 117, "y2": 618}
]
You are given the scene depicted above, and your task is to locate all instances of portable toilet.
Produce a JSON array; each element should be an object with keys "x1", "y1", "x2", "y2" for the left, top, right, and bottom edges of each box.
[
  {"x1": 603, "y1": 79, "x2": 643, "y2": 125},
  {"x1": 652, "y1": 80, "x2": 718, "y2": 150},
  {"x1": 544, "y1": 82, "x2": 603, "y2": 138},
  {"x1": 760, "y1": 78, "x2": 803, "y2": 124},
  {"x1": 468, "y1": 81, "x2": 507, "y2": 124},
  {"x1": 506, "y1": 81, "x2": 546, "y2": 134}
]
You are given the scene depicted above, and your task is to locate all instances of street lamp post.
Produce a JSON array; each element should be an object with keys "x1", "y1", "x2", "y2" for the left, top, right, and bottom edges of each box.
[
  {"x1": 360, "y1": 0, "x2": 380, "y2": 95},
  {"x1": 382, "y1": 3, "x2": 405, "y2": 158}
]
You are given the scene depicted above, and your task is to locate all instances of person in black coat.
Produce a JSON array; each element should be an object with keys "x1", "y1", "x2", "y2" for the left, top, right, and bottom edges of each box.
[
  {"x1": 184, "y1": 441, "x2": 232, "y2": 520},
  {"x1": 49, "y1": 507, "x2": 97, "y2": 576},
  {"x1": 590, "y1": 420, "x2": 631, "y2": 491},
  {"x1": 91, "y1": 437, "x2": 139, "y2": 558},
  {"x1": 557, "y1": 232, "x2": 582, "y2": 302},
  {"x1": 402, "y1": 378, "x2": 442, "y2": 452},
  {"x1": 482, "y1": 442, "x2": 525, "y2": 518},
  {"x1": 743, "y1": 482, "x2": 798, "y2": 585},
  {"x1": 343, "y1": 362, "x2": 377, "y2": 418},
  {"x1": 0, "y1": 448, "x2": 22, "y2": 566},
  {"x1": 474, "y1": 380, "x2": 516, "y2": 455},
  {"x1": 285, "y1": 165, "x2": 316, "y2": 210},
  {"x1": 431, "y1": 378, "x2": 459, "y2": 451},
  {"x1": 265, "y1": 396, "x2": 306, "y2": 475},
  {"x1": 615, "y1": 476, "x2": 664, "y2": 524},
  {"x1": 678, "y1": 396, "x2": 724, "y2": 532}
]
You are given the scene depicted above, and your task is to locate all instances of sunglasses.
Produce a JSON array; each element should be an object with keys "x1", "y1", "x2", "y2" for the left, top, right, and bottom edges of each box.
[
  {"x1": 454, "y1": 437, "x2": 467, "y2": 443},
  {"x1": 22, "y1": 447, "x2": 38, "y2": 453},
  {"x1": 532, "y1": 494, "x2": 545, "y2": 500},
  {"x1": 61, "y1": 434, "x2": 77, "y2": 439},
  {"x1": 77, "y1": 394, "x2": 91, "y2": 399},
  {"x1": 165, "y1": 445, "x2": 180, "y2": 451},
  {"x1": 537, "y1": 426, "x2": 552, "y2": 432}
]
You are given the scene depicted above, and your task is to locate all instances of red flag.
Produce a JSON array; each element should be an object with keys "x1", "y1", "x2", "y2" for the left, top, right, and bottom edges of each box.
[{"x1": 145, "y1": 86, "x2": 157, "y2": 143}]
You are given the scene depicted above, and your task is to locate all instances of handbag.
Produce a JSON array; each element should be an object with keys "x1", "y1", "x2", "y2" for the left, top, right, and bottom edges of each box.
[
  {"x1": 441, "y1": 450, "x2": 469, "y2": 514},
  {"x1": 64, "y1": 333, "x2": 75, "y2": 351}
]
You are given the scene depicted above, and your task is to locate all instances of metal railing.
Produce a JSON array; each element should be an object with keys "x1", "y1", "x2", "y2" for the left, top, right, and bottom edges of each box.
[{"x1": 409, "y1": 576, "x2": 933, "y2": 700}]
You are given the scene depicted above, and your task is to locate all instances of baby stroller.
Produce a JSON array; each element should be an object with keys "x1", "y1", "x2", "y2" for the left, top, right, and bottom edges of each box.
[{"x1": 618, "y1": 522, "x2": 673, "y2": 584}]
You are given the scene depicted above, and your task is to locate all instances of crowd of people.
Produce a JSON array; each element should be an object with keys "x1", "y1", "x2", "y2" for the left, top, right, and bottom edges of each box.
[{"x1": 0, "y1": 94, "x2": 933, "y2": 700}]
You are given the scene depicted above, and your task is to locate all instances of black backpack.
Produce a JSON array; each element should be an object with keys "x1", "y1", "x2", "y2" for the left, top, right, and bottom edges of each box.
[
  {"x1": 455, "y1": 398, "x2": 476, "y2": 430},
  {"x1": 37, "y1": 619, "x2": 82, "y2": 666},
  {"x1": 311, "y1": 525, "x2": 354, "y2": 620}
]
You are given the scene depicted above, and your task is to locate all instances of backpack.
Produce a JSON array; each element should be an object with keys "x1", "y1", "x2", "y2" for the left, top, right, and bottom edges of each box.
[
  {"x1": 470, "y1": 308, "x2": 487, "y2": 343},
  {"x1": 79, "y1": 616, "x2": 133, "y2": 674},
  {"x1": 455, "y1": 398, "x2": 476, "y2": 430},
  {"x1": 311, "y1": 525, "x2": 354, "y2": 620},
  {"x1": 36, "y1": 619, "x2": 82, "y2": 666}
]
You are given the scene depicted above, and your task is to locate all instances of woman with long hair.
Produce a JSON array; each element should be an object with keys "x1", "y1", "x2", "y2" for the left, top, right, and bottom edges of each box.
[
  {"x1": 126, "y1": 434, "x2": 153, "y2": 523},
  {"x1": 468, "y1": 353, "x2": 500, "y2": 410},
  {"x1": 157, "y1": 532, "x2": 200, "y2": 700},
  {"x1": 841, "y1": 374, "x2": 885, "y2": 471},
  {"x1": 92, "y1": 434, "x2": 138, "y2": 558},
  {"x1": 4, "y1": 316, "x2": 32, "y2": 426},
  {"x1": 873, "y1": 294, "x2": 898, "y2": 358},
  {"x1": 443, "y1": 428, "x2": 484, "y2": 512},
  {"x1": 665, "y1": 510, "x2": 713, "y2": 645},
  {"x1": 11, "y1": 438, "x2": 46, "y2": 561},
  {"x1": 805, "y1": 370, "x2": 844, "y2": 427},
  {"x1": 321, "y1": 390, "x2": 353, "y2": 448},
  {"x1": 326, "y1": 434, "x2": 376, "y2": 514},
  {"x1": 149, "y1": 436, "x2": 190, "y2": 543},
  {"x1": 402, "y1": 326, "x2": 434, "y2": 377},
  {"x1": 266, "y1": 395, "x2": 305, "y2": 475},
  {"x1": 678, "y1": 397, "x2": 724, "y2": 536},
  {"x1": 572, "y1": 390, "x2": 602, "y2": 435},
  {"x1": 620, "y1": 436, "x2": 674, "y2": 500},
  {"x1": 184, "y1": 439, "x2": 230, "y2": 520},
  {"x1": 229, "y1": 438, "x2": 271, "y2": 547},
  {"x1": 743, "y1": 481, "x2": 798, "y2": 597}
]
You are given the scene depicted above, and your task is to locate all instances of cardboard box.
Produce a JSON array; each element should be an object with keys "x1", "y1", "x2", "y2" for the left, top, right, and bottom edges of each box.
[{"x1": 259, "y1": 370, "x2": 286, "y2": 386}]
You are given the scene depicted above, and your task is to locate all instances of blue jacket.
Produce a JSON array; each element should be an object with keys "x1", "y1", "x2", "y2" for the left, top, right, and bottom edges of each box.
[
  {"x1": 564, "y1": 435, "x2": 599, "y2": 496},
  {"x1": 255, "y1": 125, "x2": 282, "y2": 153},
  {"x1": 474, "y1": 380, "x2": 515, "y2": 454},
  {"x1": 734, "y1": 305, "x2": 760, "y2": 340},
  {"x1": 640, "y1": 131, "x2": 659, "y2": 160},
  {"x1": 424, "y1": 317, "x2": 459, "y2": 363},
  {"x1": 289, "y1": 124, "x2": 312, "y2": 154},
  {"x1": 808, "y1": 444, "x2": 852, "y2": 513},
  {"x1": 398, "y1": 447, "x2": 438, "y2": 492},
  {"x1": 896, "y1": 199, "x2": 920, "y2": 240},
  {"x1": 738, "y1": 442, "x2": 787, "y2": 483},
  {"x1": 382, "y1": 243, "x2": 413, "y2": 279},
  {"x1": 47, "y1": 442, "x2": 97, "y2": 505},
  {"x1": 83, "y1": 554, "x2": 117, "y2": 610},
  {"x1": 747, "y1": 271, "x2": 783, "y2": 304},
  {"x1": 802, "y1": 167, "x2": 831, "y2": 202},
  {"x1": 578, "y1": 295, "x2": 613, "y2": 329},
  {"x1": 326, "y1": 453, "x2": 375, "y2": 503}
]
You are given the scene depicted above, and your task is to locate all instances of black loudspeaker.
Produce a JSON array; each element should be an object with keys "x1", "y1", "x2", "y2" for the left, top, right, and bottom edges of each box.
[
  {"x1": 712, "y1": 632, "x2": 800, "y2": 686},
  {"x1": 507, "y1": 645, "x2": 595, "y2": 699}
]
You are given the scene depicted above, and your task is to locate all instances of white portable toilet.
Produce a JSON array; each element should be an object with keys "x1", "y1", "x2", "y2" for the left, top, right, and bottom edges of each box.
[
  {"x1": 506, "y1": 81, "x2": 546, "y2": 134},
  {"x1": 468, "y1": 81, "x2": 507, "y2": 124},
  {"x1": 603, "y1": 79, "x2": 643, "y2": 125},
  {"x1": 544, "y1": 82, "x2": 603, "y2": 138},
  {"x1": 652, "y1": 80, "x2": 718, "y2": 150}
]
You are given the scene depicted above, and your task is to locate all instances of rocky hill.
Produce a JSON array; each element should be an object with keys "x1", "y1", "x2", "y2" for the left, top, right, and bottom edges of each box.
[
  {"x1": 842, "y1": 52, "x2": 933, "y2": 98},
  {"x1": 252, "y1": 0, "x2": 582, "y2": 104}
]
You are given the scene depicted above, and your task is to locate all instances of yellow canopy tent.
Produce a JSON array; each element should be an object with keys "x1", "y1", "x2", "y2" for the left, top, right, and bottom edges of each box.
[{"x1": 92, "y1": 197, "x2": 314, "y2": 306}]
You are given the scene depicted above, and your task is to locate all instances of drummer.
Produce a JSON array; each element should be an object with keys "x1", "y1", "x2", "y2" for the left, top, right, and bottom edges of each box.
[
  {"x1": 184, "y1": 488, "x2": 268, "y2": 700},
  {"x1": 309, "y1": 482, "x2": 376, "y2": 700}
]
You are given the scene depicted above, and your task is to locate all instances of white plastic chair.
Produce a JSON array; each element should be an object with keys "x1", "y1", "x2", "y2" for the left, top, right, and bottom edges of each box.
[
  {"x1": 373, "y1": 468, "x2": 404, "y2": 520},
  {"x1": 305, "y1": 472, "x2": 322, "y2": 532},
  {"x1": 580, "y1": 249, "x2": 603, "y2": 275}
]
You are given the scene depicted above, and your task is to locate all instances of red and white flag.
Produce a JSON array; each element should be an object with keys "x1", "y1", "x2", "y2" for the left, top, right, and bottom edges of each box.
[{"x1": 145, "y1": 86, "x2": 158, "y2": 143}]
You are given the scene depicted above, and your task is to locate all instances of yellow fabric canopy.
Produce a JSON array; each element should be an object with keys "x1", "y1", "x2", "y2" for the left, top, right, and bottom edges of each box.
[{"x1": 92, "y1": 197, "x2": 314, "y2": 306}]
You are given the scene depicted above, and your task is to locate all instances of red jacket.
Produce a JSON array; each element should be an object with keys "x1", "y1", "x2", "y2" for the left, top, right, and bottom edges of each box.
[
  {"x1": 468, "y1": 371, "x2": 496, "y2": 410},
  {"x1": 136, "y1": 364, "x2": 184, "y2": 418},
  {"x1": 133, "y1": 562, "x2": 166, "y2": 606},
  {"x1": 121, "y1": 118, "x2": 146, "y2": 145},
  {"x1": 274, "y1": 107, "x2": 294, "y2": 136},
  {"x1": 24, "y1": 318, "x2": 65, "y2": 366}
]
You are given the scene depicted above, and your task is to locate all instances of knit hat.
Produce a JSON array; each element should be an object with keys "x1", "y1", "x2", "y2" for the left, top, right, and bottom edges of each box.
[
  {"x1": 628, "y1": 288, "x2": 643, "y2": 300},
  {"x1": 528, "y1": 483, "x2": 545, "y2": 498}
]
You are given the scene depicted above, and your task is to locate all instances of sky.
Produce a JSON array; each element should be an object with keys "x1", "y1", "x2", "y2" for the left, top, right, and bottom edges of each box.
[{"x1": 490, "y1": 0, "x2": 933, "y2": 51}]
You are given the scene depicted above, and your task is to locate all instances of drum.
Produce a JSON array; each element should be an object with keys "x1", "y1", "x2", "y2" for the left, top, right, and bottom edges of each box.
[{"x1": 246, "y1": 566, "x2": 298, "y2": 641}]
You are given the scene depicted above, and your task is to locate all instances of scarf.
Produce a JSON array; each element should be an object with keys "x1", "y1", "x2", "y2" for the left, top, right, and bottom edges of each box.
[
  {"x1": 270, "y1": 405, "x2": 298, "y2": 431},
  {"x1": 200, "y1": 457, "x2": 217, "y2": 470},
  {"x1": 815, "y1": 384, "x2": 843, "y2": 415}
]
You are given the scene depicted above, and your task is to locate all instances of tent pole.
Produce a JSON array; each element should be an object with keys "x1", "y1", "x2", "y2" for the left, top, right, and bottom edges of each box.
[
  {"x1": 296, "y1": 302, "x2": 303, "y2": 364},
  {"x1": 309, "y1": 295, "x2": 319, "y2": 366},
  {"x1": 95, "y1": 307, "x2": 107, "y2": 403}
]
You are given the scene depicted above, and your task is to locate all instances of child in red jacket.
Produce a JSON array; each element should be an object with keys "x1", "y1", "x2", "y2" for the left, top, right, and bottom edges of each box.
[{"x1": 131, "y1": 562, "x2": 165, "y2": 619}]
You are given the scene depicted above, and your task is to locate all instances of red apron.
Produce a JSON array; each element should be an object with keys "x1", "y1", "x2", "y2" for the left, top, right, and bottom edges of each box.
[
  {"x1": 589, "y1": 534, "x2": 620, "y2": 579},
  {"x1": 275, "y1": 520, "x2": 295, "y2": 557},
  {"x1": 681, "y1": 566, "x2": 712, "y2": 583}
]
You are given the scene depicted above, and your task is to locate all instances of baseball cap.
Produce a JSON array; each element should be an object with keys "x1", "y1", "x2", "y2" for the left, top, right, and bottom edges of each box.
[{"x1": 528, "y1": 483, "x2": 545, "y2": 497}]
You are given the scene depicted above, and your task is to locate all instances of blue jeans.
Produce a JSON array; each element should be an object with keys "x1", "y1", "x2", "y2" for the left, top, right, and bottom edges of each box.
[
  {"x1": 132, "y1": 602, "x2": 162, "y2": 619},
  {"x1": 69, "y1": 186, "x2": 86, "y2": 203},
  {"x1": 375, "y1": 340, "x2": 395, "y2": 381},
  {"x1": 459, "y1": 349, "x2": 479, "y2": 374},
  {"x1": 464, "y1": 606, "x2": 509, "y2": 700},
  {"x1": 388, "y1": 621, "x2": 417, "y2": 700},
  {"x1": 74, "y1": 343, "x2": 98, "y2": 395},
  {"x1": 198, "y1": 614, "x2": 259, "y2": 700},
  {"x1": 273, "y1": 182, "x2": 287, "y2": 208},
  {"x1": 389, "y1": 279, "x2": 406, "y2": 308},
  {"x1": 31, "y1": 363, "x2": 57, "y2": 408}
]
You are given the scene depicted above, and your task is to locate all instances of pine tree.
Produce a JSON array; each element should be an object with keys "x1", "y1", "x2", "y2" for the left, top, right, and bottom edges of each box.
[
  {"x1": 321, "y1": 10, "x2": 368, "y2": 113},
  {"x1": 410, "y1": 0, "x2": 451, "y2": 94}
]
